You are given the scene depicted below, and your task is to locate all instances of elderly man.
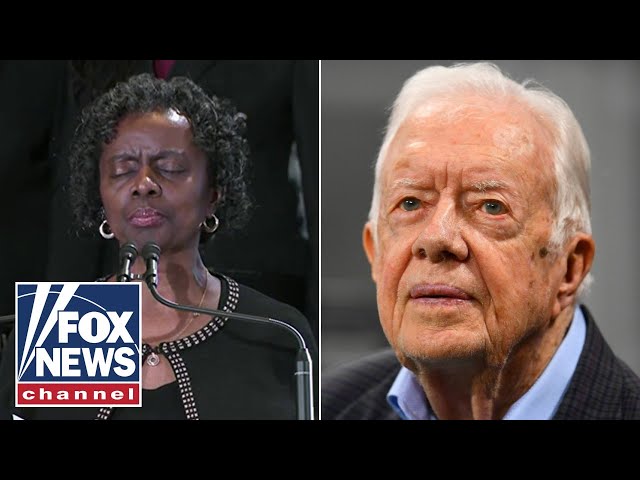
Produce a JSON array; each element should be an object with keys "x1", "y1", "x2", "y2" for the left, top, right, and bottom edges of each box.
[{"x1": 322, "y1": 62, "x2": 640, "y2": 420}]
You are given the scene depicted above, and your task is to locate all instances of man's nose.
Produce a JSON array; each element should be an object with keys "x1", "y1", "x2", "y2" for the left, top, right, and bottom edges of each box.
[
  {"x1": 411, "y1": 199, "x2": 469, "y2": 263},
  {"x1": 131, "y1": 166, "x2": 161, "y2": 197}
]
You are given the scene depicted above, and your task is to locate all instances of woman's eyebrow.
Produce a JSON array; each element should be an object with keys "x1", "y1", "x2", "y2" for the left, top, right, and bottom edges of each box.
[
  {"x1": 152, "y1": 149, "x2": 187, "y2": 159},
  {"x1": 107, "y1": 150, "x2": 187, "y2": 162},
  {"x1": 107, "y1": 152, "x2": 139, "y2": 163}
]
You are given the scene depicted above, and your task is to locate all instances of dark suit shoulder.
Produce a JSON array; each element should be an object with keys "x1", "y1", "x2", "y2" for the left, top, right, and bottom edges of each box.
[
  {"x1": 614, "y1": 357, "x2": 640, "y2": 419},
  {"x1": 322, "y1": 349, "x2": 401, "y2": 420},
  {"x1": 554, "y1": 305, "x2": 640, "y2": 419}
]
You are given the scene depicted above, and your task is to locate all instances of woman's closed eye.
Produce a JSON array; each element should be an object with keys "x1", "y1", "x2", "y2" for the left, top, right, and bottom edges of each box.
[
  {"x1": 112, "y1": 162, "x2": 137, "y2": 177},
  {"x1": 159, "y1": 167, "x2": 186, "y2": 174},
  {"x1": 156, "y1": 159, "x2": 186, "y2": 174}
]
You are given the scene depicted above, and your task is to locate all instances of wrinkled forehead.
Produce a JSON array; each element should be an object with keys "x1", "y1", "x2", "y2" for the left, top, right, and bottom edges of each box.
[
  {"x1": 101, "y1": 109, "x2": 196, "y2": 158},
  {"x1": 118, "y1": 107, "x2": 190, "y2": 128},
  {"x1": 384, "y1": 94, "x2": 556, "y2": 173},
  {"x1": 107, "y1": 108, "x2": 193, "y2": 141}
]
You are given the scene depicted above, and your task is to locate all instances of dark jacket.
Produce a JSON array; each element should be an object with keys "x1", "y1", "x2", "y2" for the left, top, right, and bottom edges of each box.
[{"x1": 321, "y1": 306, "x2": 640, "y2": 420}]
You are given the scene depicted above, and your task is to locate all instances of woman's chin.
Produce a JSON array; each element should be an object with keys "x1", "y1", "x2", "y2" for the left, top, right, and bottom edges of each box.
[{"x1": 117, "y1": 228, "x2": 166, "y2": 248}]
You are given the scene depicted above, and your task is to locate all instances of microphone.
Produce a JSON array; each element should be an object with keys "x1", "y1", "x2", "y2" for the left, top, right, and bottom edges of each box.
[
  {"x1": 141, "y1": 242, "x2": 160, "y2": 288},
  {"x1": 140, "y1": 242, "x2": 315, "y2": 420},
  {"x1": 117, "y1": 242, "x2": 139, "y2": 282}
]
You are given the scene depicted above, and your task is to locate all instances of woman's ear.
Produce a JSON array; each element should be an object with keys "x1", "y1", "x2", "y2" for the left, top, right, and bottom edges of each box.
[{"x1": 209, "y1": 189, "x2": 219, "y2": 208}]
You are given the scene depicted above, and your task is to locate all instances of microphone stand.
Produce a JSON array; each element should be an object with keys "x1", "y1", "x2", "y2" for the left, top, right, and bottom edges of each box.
[
  {"x1": 116, "y1": 242, "x2": 139, "y2": 282},
  {"x1": 141, "y1": 243, "x2": 315, "y2": 420}
]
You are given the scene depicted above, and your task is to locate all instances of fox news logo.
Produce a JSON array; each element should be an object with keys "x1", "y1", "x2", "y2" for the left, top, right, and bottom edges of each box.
[{"x1": 15, "y1": 282, "x2": 142, "y2": 407}]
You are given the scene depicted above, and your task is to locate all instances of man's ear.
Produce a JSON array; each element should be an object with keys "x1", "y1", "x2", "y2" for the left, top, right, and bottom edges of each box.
[
  {"x1": 363, "y1": 221, "x2": 378, "y2": 283},
  {"x1": 554, "y1": 233, "x2": 595, "y2": 315}
]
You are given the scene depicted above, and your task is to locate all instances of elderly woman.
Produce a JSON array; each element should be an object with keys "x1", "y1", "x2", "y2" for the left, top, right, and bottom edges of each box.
[{"x1": 0, "y1": 73, "x2": 317, "y2": 420}]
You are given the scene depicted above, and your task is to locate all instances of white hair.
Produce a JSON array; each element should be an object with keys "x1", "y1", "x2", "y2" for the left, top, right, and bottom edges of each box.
[{"x1": 368, "y1": 62, "x2": 593, "y2": 293}]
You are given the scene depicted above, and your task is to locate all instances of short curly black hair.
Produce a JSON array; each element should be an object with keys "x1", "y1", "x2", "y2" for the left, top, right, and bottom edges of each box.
[{"x1": 68, "y1": 72, "x2": 251, "y2": 241}]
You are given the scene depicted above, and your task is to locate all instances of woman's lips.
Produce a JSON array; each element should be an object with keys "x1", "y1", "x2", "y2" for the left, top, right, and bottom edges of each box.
[{"x1": 128, "y1": 208, "x2": 165, "y2": 228}]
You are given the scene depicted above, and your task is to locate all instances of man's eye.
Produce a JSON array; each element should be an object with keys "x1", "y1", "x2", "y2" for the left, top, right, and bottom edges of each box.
[
  {"x1": 400, "y1": 198, "x2": 421, "y2": 211},
  {"x1": 481, "y1": 200, "x2": 506, "y2": 215}
]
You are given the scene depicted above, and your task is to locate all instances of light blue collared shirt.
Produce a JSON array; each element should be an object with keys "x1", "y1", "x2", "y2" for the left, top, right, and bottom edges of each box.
[{"x1": 387, "y1": 306, "x2": 587, "y2": 420}]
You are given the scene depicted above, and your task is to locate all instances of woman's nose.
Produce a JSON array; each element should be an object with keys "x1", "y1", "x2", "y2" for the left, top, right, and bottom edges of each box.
[{"x1": 131, "y1": 166, "x2": 161, "y2": 197}]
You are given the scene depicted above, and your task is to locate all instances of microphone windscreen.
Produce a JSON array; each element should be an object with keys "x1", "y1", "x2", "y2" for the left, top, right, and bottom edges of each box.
[
  {"x1": 141, "y1": 242, "x2": 161, "y2": 260},
  {"x1": 119, "y1": 242, "x2": 138, "y2": 260}
]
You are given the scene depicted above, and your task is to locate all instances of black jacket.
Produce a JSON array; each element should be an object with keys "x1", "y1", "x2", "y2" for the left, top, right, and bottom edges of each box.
[{"x1": 322, "y1": 306, "x2": 640, "y2": 420}]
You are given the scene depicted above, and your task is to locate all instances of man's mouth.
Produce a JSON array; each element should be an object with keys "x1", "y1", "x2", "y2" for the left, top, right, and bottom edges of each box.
[{"x1": 409, "y1": 284, "x2": 473, "y2": 302}]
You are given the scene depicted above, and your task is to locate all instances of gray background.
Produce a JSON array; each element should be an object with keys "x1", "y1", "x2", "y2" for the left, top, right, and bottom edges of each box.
[{"x1": 321, "y1": 60, "x2": 640, "y2": 376}]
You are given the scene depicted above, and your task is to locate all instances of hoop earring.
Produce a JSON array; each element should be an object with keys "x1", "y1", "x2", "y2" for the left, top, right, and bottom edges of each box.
[
  {"x1": 99, "y1": 220, "x2": 115, "y2": 239},
  {"x1": 200, "y1": 214, "x2": 219, "y2": 234}
]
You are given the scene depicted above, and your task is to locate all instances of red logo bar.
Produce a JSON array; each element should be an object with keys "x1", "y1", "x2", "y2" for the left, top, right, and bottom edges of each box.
[{"x1": 17, "y1": 383, "x2": 141, "y2": 406}]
